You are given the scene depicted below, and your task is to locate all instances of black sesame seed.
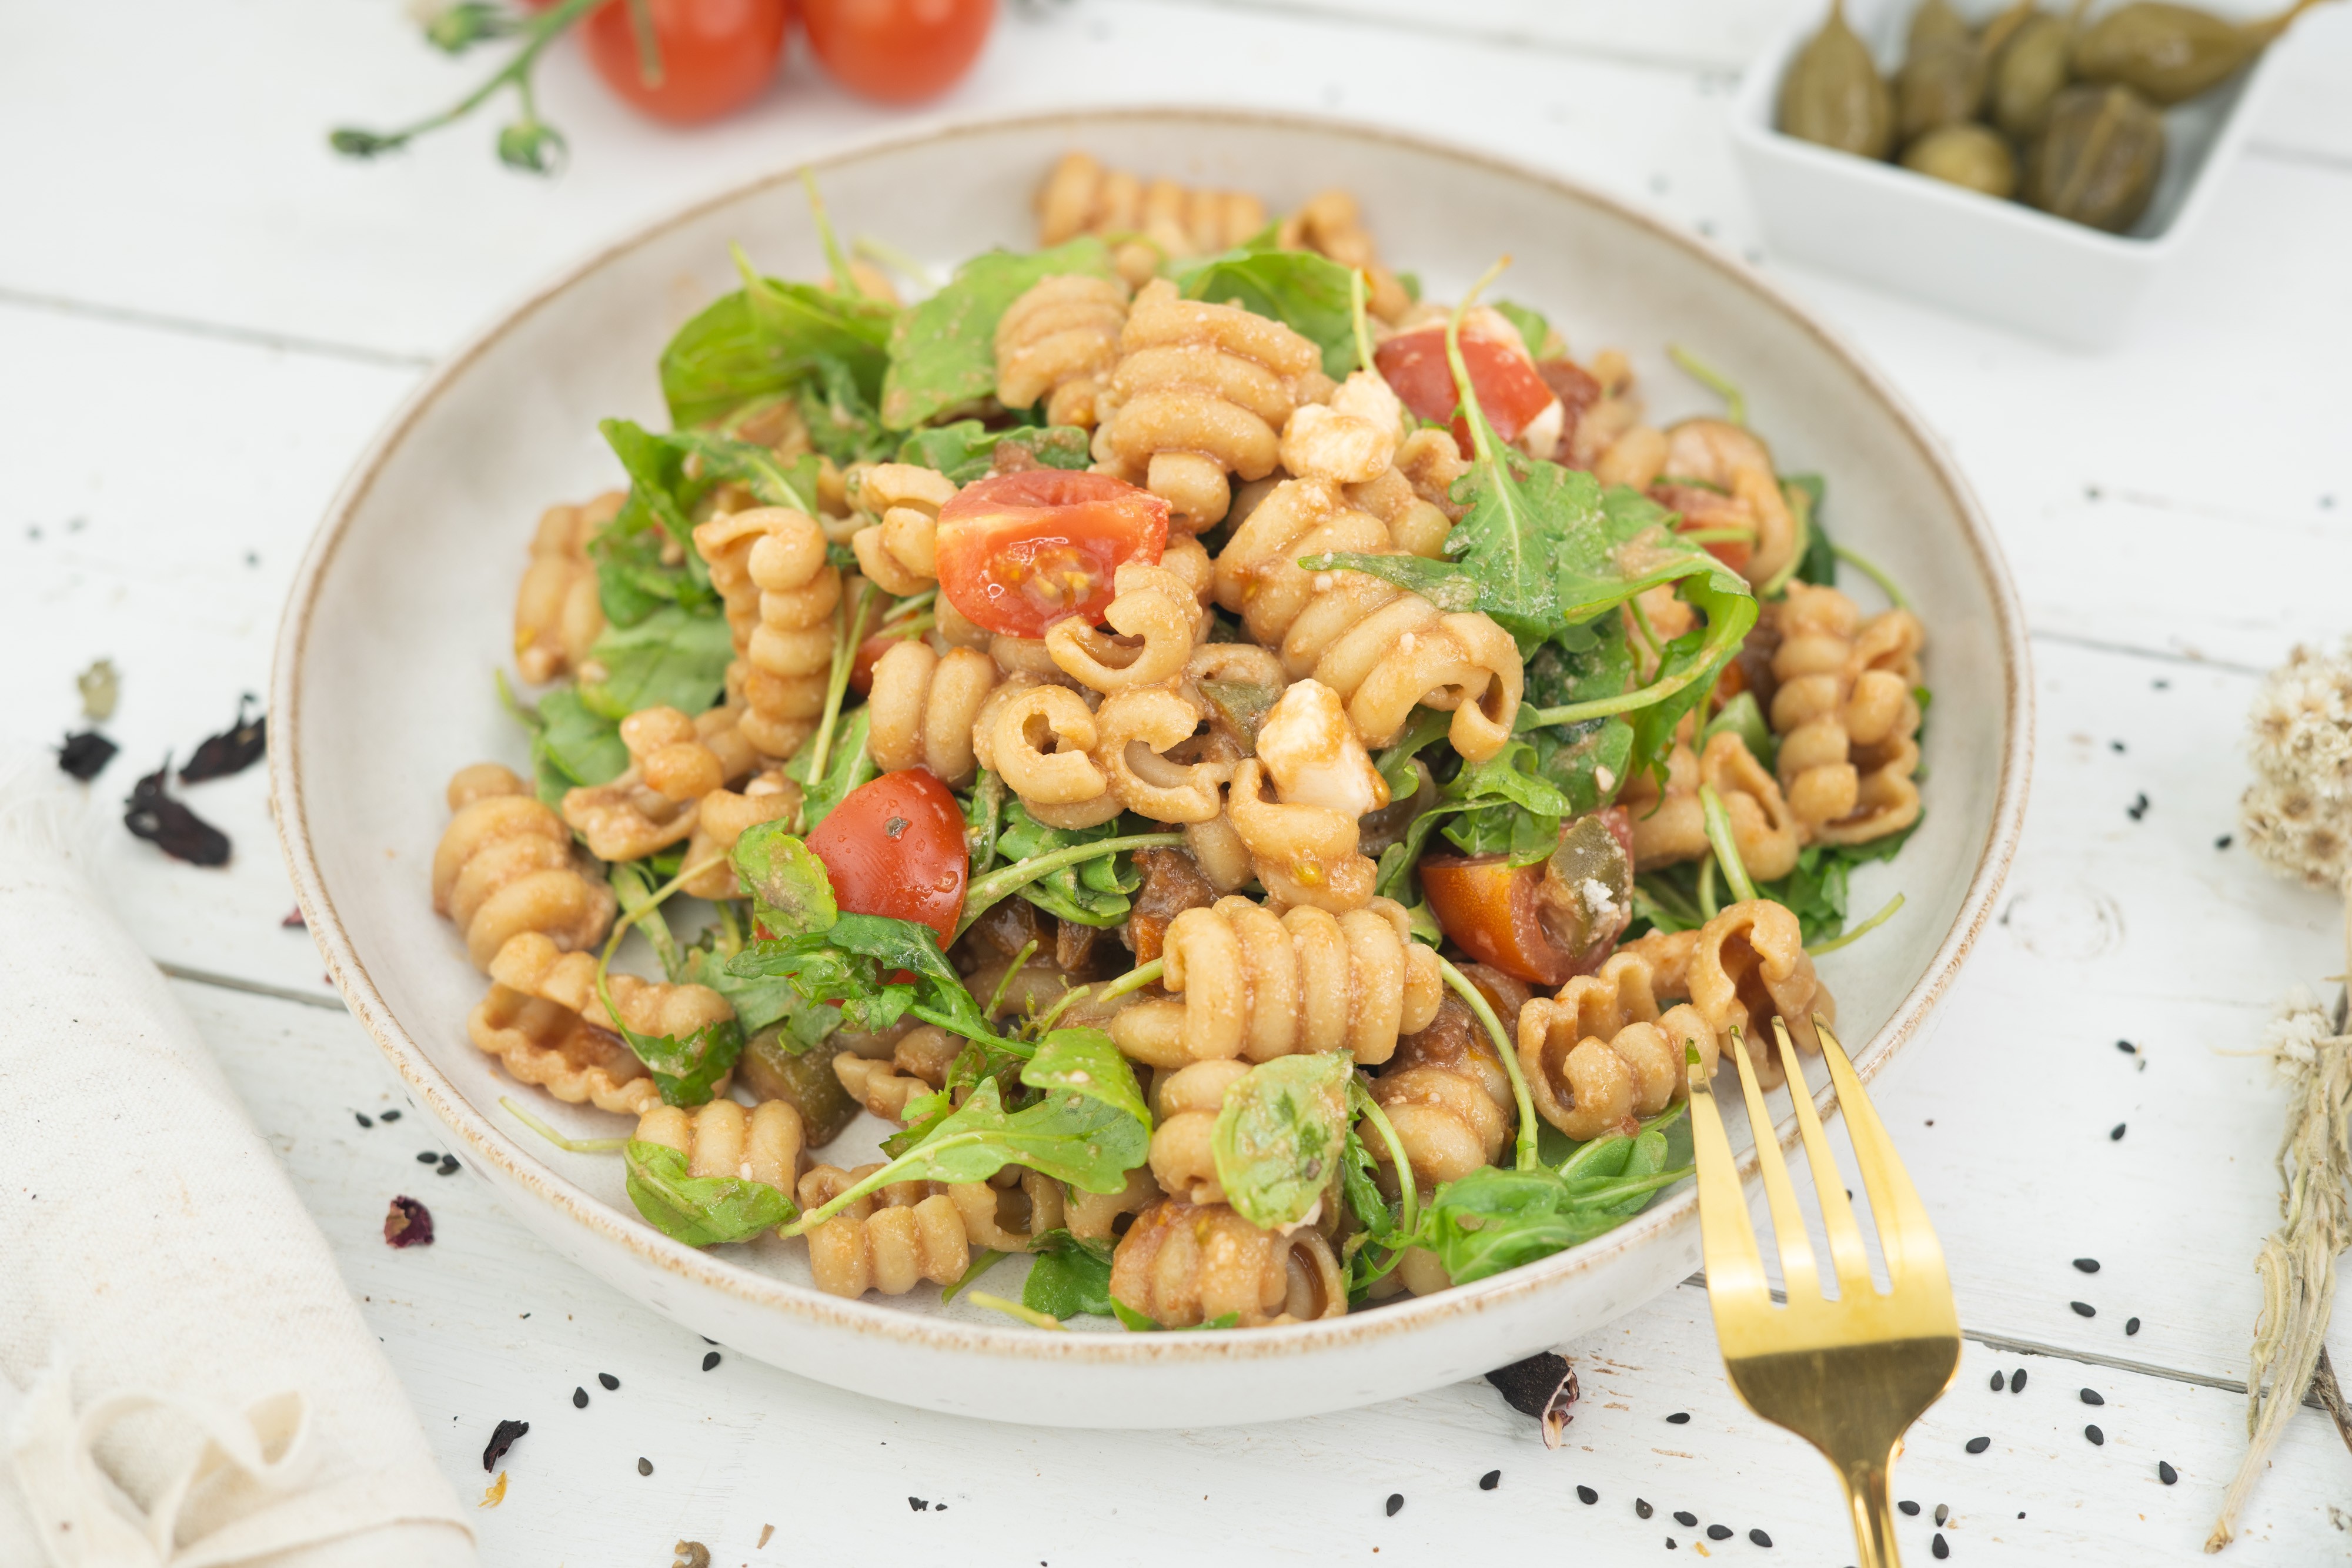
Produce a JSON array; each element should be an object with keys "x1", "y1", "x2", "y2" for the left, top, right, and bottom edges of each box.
[
  {"x1": 2086, "y1": 1425, "x2": 2104, "y2": 1446},
  {"x1": 2116, "y1": 1040, "x2": 2136, "y2": 1055},
  {"x1": 1932, "y1": 1534, "x2": 1949, "y2": 1560},
  {"x1": 701, "y1": 1351, "x2": 721, "y2": 1371},
  {"x1": 2159, "y1": 1461, "x2": 2178, "y2": 1485},
  {"x1": 2012, "y1": 1368, "x2": 2029, "y2": 1392},
  {"x1": 637, "y1": 1457, "x2": 652, "y2": 1476},
  {"x1": 2081, "y1": 1388, "x2": 2104, "y2": 1406},
  {"x1": 1385, "y1": 1493, "x2": 1403, "y2": 1517},
  {"x1": 2216, "y1": 835, "x2": 2233, "y2": 850},
  {"x1": 2109, "y1": 1124, "x2": 2126, "y2": 1141},
  {"x1": 355, "y1": 1112, "x2": 373, "y2": 1128},
  {"x1": 1749, "y1": 1529, "x2": 1772, "y2": 1547},
  {"x1": 2072, "y1": 1301, "x2": 2096, "y2": 1318},
  {"x1": 1666, "y1": 1411, "x2": 1691, "y2": 1424},
  {"x1": 1966, "y1": 1436, "x2": 1990, "y2": 1454},
  {"x1": 1636, "y1": 1498, "x2": 1653, "y2": 1518},
  {"x1": 1990, "y1": 1371, "x2": 2005, "y2": 1391},
  {"x1": 1675, "y1": 1511, "x2": 1699, "y2": 1527},
  {"x1": 1480, "y1": 1470, "x2": 1501, "y2": 1492},
  {"x1": 1666, "y1": 1540, "x2": 1677, "y2": 1551},
  {"x1": 2073, "y1": 1258, "x2": 2100, "y2": 1273},
  {"x1": 1899, "y1": 1501, "x2": 1921, "y2": 1516},
  {"x1": 415, "y1": 1151, "x2": 438, "y2": 1164},
  {"x1": 2126, "y1": 1318, "x2": 2141, "y2": 1336},
  {"x1": 572, "y1": 1386, "x2": 587, "y2": 1408},
  {"x1": 1578, "y1": 1485, "x2": 1598, "y2": 1505},
  {"x1": 598, "y1": 1373, "x2": 619, "y2": 1390},
  {"x1": 437, "y1": 1154, "x2": 460, "y2": 1175},
  {"x1": 908, "y1": 1497, "x2": 927, "y2": 1512},
  {"x1": 381, "y1": 1109, "x2": 402, "y2": 1122},
  {"x1": 1935, "y1": 1503, "x2": 1949, "y2": 1526},
  {"x1": 1707, "y1": 1525, "x2": 1733, "y2": 1542}
]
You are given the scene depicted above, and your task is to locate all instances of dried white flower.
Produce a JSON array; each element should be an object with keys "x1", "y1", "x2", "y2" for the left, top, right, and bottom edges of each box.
[{"x1": 2243, "y1": 641, "x2": 2352, "y2": 890}]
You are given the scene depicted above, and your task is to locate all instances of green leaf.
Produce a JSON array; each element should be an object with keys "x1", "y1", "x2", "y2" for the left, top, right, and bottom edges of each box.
[
  {"x1": 1703, "y1": 690, "x2": 1774, "y2": 769},
  {"x1": 1212, "y1": 1052, "x2": 1352, "y2": 1232},
  {"x1": 1623, "y1": 569, "x2": 1759, "y2": 790},
  {"x1": 730, "y1": 910, "x2": 996, "y2": 1045},
  {"x1": 1415, "y1": 1159, "x2": 1686, "y2": 1285},
  {"x1": 1110, "y1": 1299, "x2": 1241, "y2": 1333},
  {"x1": 662, "y1": 273, "x2": 894, "y2": 432},
  {"x1": 623, "y1": 1139, "x2": 795, "y2": 1247},
  {"x1": 529, "y1": 686, "x2": 629, "y2": 807},
  {"x1": 624, "y1": 1015, "x2": 744, "y2": 1109},
  {"x1": 577, "y1": 604, "x2": 734, "y2": 721},
  {"x1": 1555, "y1": 484, "x2": 1732, "y2": 623},
  {"x1": 1295, "y1": 551, "x2": 1482, "y2": 614},
  {"x1": 729, "y1": 824, "x2": 839, "y2": 940},
  {"x1": 1021, "y1": 1229, "x2": 1116, "y2": 1319},
  {"x1": 995, "y1": 800, "x2": 1140, "y2": 928},
  {"x1": 896, "y1": 420, "x2": 1092, "y2": 485},
  {"x1": 880, "y1": 238, "x2": 1115, "y2": 431},
  {"x1": 793, "y1": 353, "x2": 894, "y2": 467},
  {"x1": 676, "y1": 942, "x2": 809, "y2": 1037},
  {"x1": 1786, "y1": 473, "x2": 1837, "y2": 589},
  {"x1": 1339, "y1": 1123, "x2": 1396, "y2": 1243},
  {"x1": 864, "y1": 1076, "x2": 1147, "y2": 1196},
  {"x1": 1492, "y1": 300, "x2": 1552, "y2": 357},
  {"x1": 786, "y1": 707, "x2": 875, "y2": 831},
  {"x1": 1171, "y1": 246, "x2": 1362, "y2": 379},
  {"x1": 1374, "y1": 706, "x2": 1454, "y2": 801},
  {"x1": 1022, "y1": 1027, "x2": 1152, "y2": 1133}
]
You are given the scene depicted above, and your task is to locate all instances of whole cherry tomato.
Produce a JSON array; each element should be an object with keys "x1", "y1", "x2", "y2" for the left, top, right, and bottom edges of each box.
[
  {"x1": 933, "y1": 470, "x2": 1168, "y2": 638},
  {"x1": 579, "y1": 0, "x2": 790, "y2": 126},
  {"x1": 1376, "y1": 326, "x2": 1559, "y2": 459},
  {"x1": 801, "y1": 0, "x2": 995, "y2": 103},
  {"x1": 806, "y1": 769, "x2": 968, "y2": 946},
  {"x1": 1420, "y1": 810, "x2": 1633, "y2": 986}
]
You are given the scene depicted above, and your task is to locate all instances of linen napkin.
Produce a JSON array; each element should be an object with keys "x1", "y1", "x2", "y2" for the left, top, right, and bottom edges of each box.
[{"x1": 0, "y1": 761, "x2": 476, "y2": 1568}]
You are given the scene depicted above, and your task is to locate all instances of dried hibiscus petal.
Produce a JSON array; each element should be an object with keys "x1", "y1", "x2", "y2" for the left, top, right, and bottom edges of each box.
[
  {"x1": 180, "y1": 696, "x2": 266, "y2": 783},
  {"x1": 56, "y1": 730, "x2": 118, "y2": 782},
  {"x1": 124, "y1": 760, "x2": 230, "y2": 867},
  {"x1": 383, "y1": 1195, "x2": 435, "y2": 1248},
  {"x1": 1485, "y1": 1351, "x2": 1579, "y2": 1449},
  {"x1": 482, "y1": 1417, "x2": 529, "y2": 1471}
]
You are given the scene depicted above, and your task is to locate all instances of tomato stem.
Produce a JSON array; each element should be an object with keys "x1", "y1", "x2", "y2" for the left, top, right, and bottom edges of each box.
[
  {"x1": 623, "y1": 0, "x2": 666, "y2": 88},
  {"x1": 1698, "y1": 784, "x2": 1759, "y2": 906},
  {"x1": 1438, "y1": 955, "x2": 1539, "y2": 1173},
  {"x1": 954, "y1": 835, "x2": 1184, "y2": 942},
  {"x1": 1666, "y1": 343, "x2": 1746, "y2": 427},
  {"x1": 328, "y1": 0, "x2": 602, "y2": 170},
  {"x1": 1807, "y1": 891, "x2": 1905, "y2": 957}
]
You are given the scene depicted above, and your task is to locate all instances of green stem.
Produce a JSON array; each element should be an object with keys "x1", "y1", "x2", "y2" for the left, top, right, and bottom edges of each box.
[
  {"x1": 1698, "y1": 784, "x2": 1759, "y2": 906},
  {"x1": 796, "y1": 579, "x2": 874, "y2": 818},
  {"x1": 781, "y1": 1126, "x2": 999, "y2": 1235},
  {"x1": 1668, "y1": 343, "x2": 1746, "y2": 427},
  {"x1": 1439, "y1": 955, "x2": 1539, "y2": 1173},
  {"x1": 610, "y1": 861, "x2": 684, "y2": 980},
  {"x1": 1351, "y1": 1079, "x2": 1420, "y2": 1242},
  {"x1": 853, "y1": 234, "x2": 938, "y2": 290},
  {"x1": 1027, "y1": 981, "x2": 1093, "y2": 1038},
  {"x1": 622, "y1": 0, "x2": 665, "y2": 86},
  {"x1": 1678, "y1": 527, "x2": 1757, "y2": 545},
  {"x1": 954, "y1": 835, "x2": 1184, "y2": 941},
  {"x1": 1525, "y1": 659, "x2": 1717, "y2": 728},
  {"x1": 1696, "y1": 854, "x2": 1719, "y2": 922},
  {"x1": 967, "y1": 1291, "x2": 1066, "y2": 1330},
  {"x1": 1444, "y1": 257, "x2": 1515, "y2": 471},
  {"x1": 1755, "y1": 480, "x2": 1813, "y2": 600},
  {"x1": 987, "y1": 940, "x2": 1039, "y2": 1017},
  {"x1": 881, "y1": 587, "x2": 937, "y2": 623},
  {"x1": 502, "y1": 1096, "x2": 627, "y2": 1155},
  {"x1": 803, "y1": 169, "x2": 860, "y2": 297},
  {"x1": 1808, "y1": 891, "x2": 1905, "y2": 957},
  {"x1": 1627, "y1": 595, "x2": 1663, "y2": 663},
  {"x1": 1832, "y1": 544, "x2": 1913, "y2": 613},
  {"x1": 1349, "y1": 266, "x2": 1376, "y2": 379},
  {"x1": 941, "y1": 1249, "x2": 1008, "y2": 1303},
  {"x1": 329, "y1": 0, "x2": 599, "y2": 160}
]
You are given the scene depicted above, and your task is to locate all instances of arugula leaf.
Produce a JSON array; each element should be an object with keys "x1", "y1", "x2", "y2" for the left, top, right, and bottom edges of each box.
[
  {"x1": 1703, "y1": 690, "x2": 1774, "y2": 769},
  {"x1": 730, "y1": 910, "x2": 997, "y2": 1044},
  {"x1": 896, "y1": 420, "x2": 1092, "y2": 485},
  {"x1": 1212, "y1": 1052, "x2": 1351, "y2": 1232},
  {"x1": 963, "y1": 768, "x2": 1007, "y2": 878},
  {"x1": 1555, "y1": 485, "x2": 1739, "y2": 623},
  {"x1": 1786, "y1": 473, "x2": 1837, "y2": 589},
  {"x1": 1436, "y1": 737, "x2": 1579, "y2": 860},
  {"x1": 995, "y1": 801, "x2": 1141, "y2": 928},
  {"x1": 1110, "y1": 1300, "x2": 1241, "y2": 1333},
  {"x1": 661, "y1": 270, "x2": 894, "y2": 432},
  {"x1": 793, "y1": 353, "x2": 894, "y2": 466},
  {"x1": 1415, "y1": 1153, "x2": 1686, "y2": 1285},
  {"x1": 1023, "y1": 1027, "x2": 1152, "y2": 1133},
  {"x1": 1339, "y1": 1122, "x2": 1396, "y2": 1243},
  {"x1": 624, "y1": 1139, "x2": 795, "y2": 1247},
  {"x1": 1622, "y1": 568, "x2": 1758, "y2": 790},
  {"x1": 592, "y1": 419, "x2": 824, "y2": 630},
  {"x1": 844, "y1": 1076, "x2": 1147, "y2": 1196},
  {"x1": 1493, "y1": 300, "x2": 1553, "y2": 358},
  {"x1": 729, "y1": 822, "x2": 838, "y2": 940},
  {"x1": 1171, "y1": 246, "x2": 1361, "y2": 379},
  {"x1": 676, "y1": 944, "x2": 810, "y2": 1037},
  {"x1": 786, "y1": 708, "x2": 874, "y2": 831},
  {"x1": 529, "y1": 686, "x2": 629, "y2": 807},
  {"x1": 880, "y1": 238, "x2": 1114, "y2": 431},
  {"x1": 628, "y1": 1015, "x2": 744, "y2": 1108},
  {"x1": 577, "y1": 604, "x2": 734, "y2": 721},
  {"x1": 1021, "y1": 1229, "x2": 1117, "y2": 1319},
  {"x1": 1374, "y1": 706, "x2": 1454, "y2": 801}
]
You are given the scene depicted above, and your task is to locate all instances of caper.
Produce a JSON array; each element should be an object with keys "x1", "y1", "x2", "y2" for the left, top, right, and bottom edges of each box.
[
  {"x1": 1903, "y1": 122, "x2": 2021, "y2": 198},
  {"x1": 1989, "y1": 10, "x2": 2075, "y2": 139},
  {"x1": 2025, "y1": 83, "x2": 2167, "y2": 233},
  {"x1": 739, "y1": 1024, "x2": 861, "y2": 1147},
  {"x1": 1779, "y1": 0, "x2": 1896, "y2": 160},
  {"x1": 2073, "y1": 0, "x2": 2330, "y2": 106},
  {"x1": 1896, "y1": 0, "x2": 1990, "y2": 141}
]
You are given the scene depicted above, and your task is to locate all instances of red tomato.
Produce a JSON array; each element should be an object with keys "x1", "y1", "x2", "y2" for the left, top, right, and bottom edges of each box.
[
  {"x1": 801, "y1": 0, "x2": 994, "y2": 103},
  {"x1": 1651, "y1": 482, "x2": 1755, "y2": 575},
  {"x1": 805, "y1": 770, "x2": 968, "y2": 947},
  {"x1": 1375, "y1": 327, "x2": 1558, "y2": 459},
  {"x1": 579, "y1": 0, "x2": 790, "y2": 126},
  {"x1": 933, "y1": 470, "x2": 1168, "y2": 638},
  {"x1": 1420, "y1": 810, "x2": 1633, "y2": 987}
]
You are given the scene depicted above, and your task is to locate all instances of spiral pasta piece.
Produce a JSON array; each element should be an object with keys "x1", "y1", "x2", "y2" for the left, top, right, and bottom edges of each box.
[
  {"x1": 1768, "y1": 583, "x2": 1925, "y2": 847},
  {"x1": 1276, "y1": 188, "x2": 1412, "y2": 322},
  {"x1": 1094, "y1": 280, "x2": 1325, "y2": 530},
  {"x1": 1659, "y1": 419, "x2": 1798, "y2": 589},
  {"x1": 981, "y1": 683, "x2": 1119, "y2": 829},
  {"x1": 1615, "y1": 899, "x2": 1835, "y2": 1091},
  {"x1": 680, "y1": 766, "x2": 800, "y2": 900},
  {"x1": 1065, "y1": 1168, "x2": 1162, "y2": 1245},
  {"x1": 1109, "y1": 1198, "x2": 1345, "y2": 1328},
  {"x1": 467, "y1": 930, "x2": 734, "y2": 1114},
  {"x1": 1368, "y1": 994, "x2": 1515, "y2": 1190},
  {"x1": 866, "y1": 642, "x2": 1000, "y2": 787},
  {"x1": 1223, "y1": 756, "x2": 1376, "y2": 912},
  {"x1": 1035, "y1": 152, "x2": 1269, "y2": 283},
  {"x1": 1110, "y1": 894, "x2": 1442, "y2": 1069},
  {"x1": 995, "y1": 273, "x2": 1131, "y2": 429},
  {"x1": 1518, "y1": 950, "x2": 1719, "y2": 1141},
  {"x1": 947, "y1": 1168, "x2": 1070, "y2": 1253},
  {"x1": 797, "y1": 1163, "x2": 970, "y2": 1298},
  {"x1": 1094, "y1": 684, "x2": 1232, "y2": 825},
  {"x1": 1211, "y1": 477, "x2": 1521, "y2": 760},
  {"x1": 433, "y1": 764, "x2": 615, "y2": 971},
  {"x1": 636, "y1": 1098, "x2": 806, "y2": 1221},
  {"x1": 691, "y1": 506, "x2": 841, "y2": 760},
  {"x1": 1044, "y1": 559, "x2": 1208, "y2": 694},
  {"x1": 514, "y1": 492, "x2": 617, "y2": 684},
  {"x1": 847, "y1": 463, "x2": 957, "y2": 599},
  {"x1": 1147, "y1": 1059, "x2": 1252, "y2": 1206},
  {"x1": 831, "y1": 1025, "x2": 962, "y2": 1123},
  {"x1": 562, "y1": 704, "x2": 751, "y2": 865},
  {"x1": 1621, "y1": 729, "x2": 1802, "y2": 881}
]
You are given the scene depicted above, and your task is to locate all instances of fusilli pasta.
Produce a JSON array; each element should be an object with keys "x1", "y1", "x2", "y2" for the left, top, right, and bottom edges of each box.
[
  {"x1": 432, "y1": 764, "x2": 615, "y2": 971},
  {"x1": 691, "y1": 505, "x2": 841, "y2": 760},
  {"x1": 995, "y1": 272, "x2": 1130, "y2": 429},
  {"x1": 513, "y1": 492, "x2": 617, "y2": 684},
  {"x1": 1109, "y1": 1198, "x2": 1346, "y2": 1328},
  {"x1": 1769, "y1": 583, "x2": 1926, "y2": 847},
  {"x1": 797, "y1": 1163, "x2": 970, "y2": 1298}
]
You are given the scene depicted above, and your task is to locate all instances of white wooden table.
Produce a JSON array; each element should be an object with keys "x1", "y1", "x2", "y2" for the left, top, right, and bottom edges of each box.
[{"x1": 10, "y1": 1, "x2": 2352, "y2": 1560}]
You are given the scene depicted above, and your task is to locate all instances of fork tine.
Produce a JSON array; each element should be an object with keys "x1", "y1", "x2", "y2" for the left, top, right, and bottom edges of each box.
[
  {"x1": 1728, "y1": 1025, "x2": 1822, "y2": 1306},
  {"x1": 1775, "y1": 1017, "x2": 1877, "y2": 1302},
  {"x1": 1686, "y1": 1041, "x2": 1772, "y2": 1312},
  {"x1": 1816, "y1": 1018, "x2": 1955, "y2": 1311}
]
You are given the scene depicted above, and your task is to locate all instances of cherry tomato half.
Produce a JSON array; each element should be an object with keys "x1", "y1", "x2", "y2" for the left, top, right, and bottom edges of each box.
[
  {"x1": 580, "y1": 0, "x2": 790, "y2": 126},
  {"x1": 805, "y1": 769, "x2": 968, "y2": 947},
  {"x1": 933, "y1": 470, "x2": 1168, "y2": 638},
  {"x1": 801, "y1": 0, "x2": 994, "y2": 103},
  {"x1": 1421, "y1": 810, "x2": 1633, "y2": 987},
  {"x1": 1375, "y1": 326, "x2": 1559, "y2": 459},
  {"x1": 1651, "y1": 482, "x2": 1755, "y2": 575}
]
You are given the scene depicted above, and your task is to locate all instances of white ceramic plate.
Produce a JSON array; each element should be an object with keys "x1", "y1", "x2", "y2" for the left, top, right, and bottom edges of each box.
[{"x1": 270, "y1": 109, "x2": 2031, "y2": 1429}]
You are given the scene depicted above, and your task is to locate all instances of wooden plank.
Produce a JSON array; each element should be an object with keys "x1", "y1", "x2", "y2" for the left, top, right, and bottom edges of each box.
[{"x1": 179, "y1": 978, "x2": 2350, "y2": 1564}]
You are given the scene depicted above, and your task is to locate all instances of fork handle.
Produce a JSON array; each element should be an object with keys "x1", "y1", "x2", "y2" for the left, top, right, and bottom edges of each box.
[{"x1": 1836, "y1": 1455, "x2": 1902, "y2": 1568}]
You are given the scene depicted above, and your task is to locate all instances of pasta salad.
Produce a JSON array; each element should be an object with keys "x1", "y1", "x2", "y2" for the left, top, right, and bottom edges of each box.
[{"x1": 439, "y1": 152, "x2": 1927, "y2": 1330}]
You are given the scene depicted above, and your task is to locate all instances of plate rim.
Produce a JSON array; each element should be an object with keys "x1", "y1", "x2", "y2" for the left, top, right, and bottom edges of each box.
[{"x1": 268, "y1": 103, "x2": 2034, "y2": 1368}]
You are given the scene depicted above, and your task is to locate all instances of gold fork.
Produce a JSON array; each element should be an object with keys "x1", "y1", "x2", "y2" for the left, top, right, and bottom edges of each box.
[{"x1": 1688, "y1": 1017, "x2": 1962, "y2": 1568}]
